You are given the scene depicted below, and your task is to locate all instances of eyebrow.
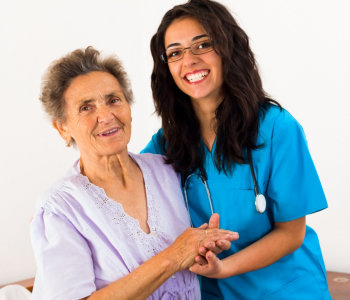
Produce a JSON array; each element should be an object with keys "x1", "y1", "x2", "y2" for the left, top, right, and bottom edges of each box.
[
  {"x1": 77, "y1": 92, "x2": 121, "y2": 105},
  {"x1": 105, "y1": 92, "x2": 119, "y2": 99},
  {"x1": 166, "y1": 34, "x2": 209, "y2": 49},
  {"x1": 78, "y1": 99, "x2": 94, "y2": 106}
]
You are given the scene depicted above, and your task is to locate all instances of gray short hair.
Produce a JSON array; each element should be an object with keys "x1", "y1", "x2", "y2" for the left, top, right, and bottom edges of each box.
[{"x1": 40, "y1": 46, "x2": 134, "y2": 122}]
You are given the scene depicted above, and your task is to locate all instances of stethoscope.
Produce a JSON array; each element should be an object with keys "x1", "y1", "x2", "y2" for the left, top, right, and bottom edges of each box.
[{"x1": 183, "y1": 149, "x2": 267, "y2": 219}]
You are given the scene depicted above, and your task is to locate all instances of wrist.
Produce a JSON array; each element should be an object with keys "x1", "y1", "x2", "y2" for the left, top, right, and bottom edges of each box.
[
  {"x1": 217, "y1": 256, "x2": 237, "y2": 278},
  {"x1": 157, "y1": 248, "x2": 182, "y2": 274}
]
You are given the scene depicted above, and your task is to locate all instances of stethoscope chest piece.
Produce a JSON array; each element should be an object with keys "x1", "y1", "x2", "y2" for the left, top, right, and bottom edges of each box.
[
  {"x1": 255, "y1": 194, "x2": 266, "y2": 214},
  {"x1": 183, "y1": 149, "x2": 267, "y2": 217}
]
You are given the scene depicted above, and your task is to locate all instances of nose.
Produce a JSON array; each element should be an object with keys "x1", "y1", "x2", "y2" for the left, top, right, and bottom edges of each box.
[
  {"x1": 182, "y1": 47, "x2": 199, "y2": 67},
  {"x1": 97, "y1": 105, "x2": 114, "y2": 124}
]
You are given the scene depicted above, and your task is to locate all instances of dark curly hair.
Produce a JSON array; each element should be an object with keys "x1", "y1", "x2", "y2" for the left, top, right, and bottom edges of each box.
[{"x1": 150, "y1": 0, "x2": 280, "y2": 176}]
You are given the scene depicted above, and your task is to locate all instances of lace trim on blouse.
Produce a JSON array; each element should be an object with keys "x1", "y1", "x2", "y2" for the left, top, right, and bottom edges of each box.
[{"x1": 76, "y1": 154, "x2": 166, "y2": 258}]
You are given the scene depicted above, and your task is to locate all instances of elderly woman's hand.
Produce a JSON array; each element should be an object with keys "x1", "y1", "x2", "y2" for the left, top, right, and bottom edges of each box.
[
  {"x1": 195, "y1": 214, "x2": 239, "y2": 266},
  {"x1": 165, "y1": 223, "x2": 237, "y2": 272}
]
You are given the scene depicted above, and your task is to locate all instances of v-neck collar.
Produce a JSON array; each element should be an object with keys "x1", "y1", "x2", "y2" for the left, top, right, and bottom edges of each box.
[{"x1": 201, "y1": 137, "x2": 217, "y2": 155}]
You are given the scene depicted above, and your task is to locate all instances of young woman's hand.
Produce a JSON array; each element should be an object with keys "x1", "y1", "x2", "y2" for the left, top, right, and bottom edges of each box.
[
  {"x1": 189, "y1": 250, "x2": 226, "y2": 278},
  {"x1": 196, "y1": 213, "x2": 239, "y2": 264}
]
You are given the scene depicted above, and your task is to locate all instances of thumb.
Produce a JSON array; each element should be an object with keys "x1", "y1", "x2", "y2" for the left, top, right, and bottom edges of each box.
[{"x1": 209, "y1": 213, "x2": 219, "y2": 229}]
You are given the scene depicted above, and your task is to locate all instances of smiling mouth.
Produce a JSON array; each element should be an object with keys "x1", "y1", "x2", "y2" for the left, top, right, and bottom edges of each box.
[
  {"x1": 98, "y1": 127, "x2": 120, "y2": 137},
  {"x1": 185, "y1": 70, "x2": 209, "y2": 83}
]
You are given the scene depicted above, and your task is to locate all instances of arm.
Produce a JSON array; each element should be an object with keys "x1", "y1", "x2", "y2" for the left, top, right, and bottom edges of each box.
[
  {"x1": 82, "y1": 250, "x2": 173, "y2": 300},
  {"x1": 32, "y1": 207, "x2": 236, "y2": 300},
  {"x1": 190, "y1": 216, "x2": 305, "y2": 278},
  {"x1": 190, "y1": 110, "x2": 326, "y2": 277},
  {"x1": 83, "y1": 227, "x2": 237, "y2": 300}
]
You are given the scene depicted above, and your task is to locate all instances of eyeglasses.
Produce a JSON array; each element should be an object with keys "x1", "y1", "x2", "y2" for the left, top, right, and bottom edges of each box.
[{"x1": 161, "y1": 39, "x2": 215, "y2": 63}]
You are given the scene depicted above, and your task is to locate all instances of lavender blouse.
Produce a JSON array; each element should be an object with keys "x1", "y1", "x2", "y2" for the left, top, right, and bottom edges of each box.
[{"x1": 31, "y1": 153, "x2": 200, "y2": 300}]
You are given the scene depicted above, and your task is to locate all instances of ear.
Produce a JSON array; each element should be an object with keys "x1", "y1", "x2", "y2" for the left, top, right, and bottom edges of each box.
[{"x1": 52, "y1": 120, "x2": 71, "y2": 142}]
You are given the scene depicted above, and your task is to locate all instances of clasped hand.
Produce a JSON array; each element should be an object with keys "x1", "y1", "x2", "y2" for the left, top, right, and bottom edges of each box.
[
  {"x1": 168, "y1": 213, "x2": 238, "y2": 278},
  {"x1": 191, "y1": 213, "x2": 239, "y2": 278}
]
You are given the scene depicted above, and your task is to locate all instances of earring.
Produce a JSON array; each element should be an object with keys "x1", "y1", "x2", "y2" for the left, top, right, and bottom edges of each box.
[{"x1": 65, "y1": 139, "x2": 71, "y2": 147}]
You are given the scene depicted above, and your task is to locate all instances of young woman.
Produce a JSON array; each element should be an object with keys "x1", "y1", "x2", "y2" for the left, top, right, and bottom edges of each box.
[{"x1": 142, "y1": 0, "x2": 331, "y2": 299}]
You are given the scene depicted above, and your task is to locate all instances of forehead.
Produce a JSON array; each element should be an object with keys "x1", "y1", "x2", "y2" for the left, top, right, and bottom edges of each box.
[
  {"x1": 164, "y1": 17, "x2": 208, "y2": 47},
  {"x1": 64, "y1": 71, "x2": 122, "y2": 101}
]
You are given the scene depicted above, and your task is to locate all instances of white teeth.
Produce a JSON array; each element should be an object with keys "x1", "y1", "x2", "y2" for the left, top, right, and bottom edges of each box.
[
  {"x1": 101, "y1": 128, "x2": 118, "y2": 136},
  {"x1": 186, "y1": 71, "x2": 209, "y2": 82}
]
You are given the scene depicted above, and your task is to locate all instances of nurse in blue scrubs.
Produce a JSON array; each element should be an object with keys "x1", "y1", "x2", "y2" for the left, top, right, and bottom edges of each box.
[{"x1": 142, "y1": 0, "x2": 331, "y2": 299}]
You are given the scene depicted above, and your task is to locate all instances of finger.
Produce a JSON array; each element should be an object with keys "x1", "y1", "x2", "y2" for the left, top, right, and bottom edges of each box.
[
  {"x1": 228, "y1": 232, "x2": 239, "y2": 241},
  {"x1": 195, "y1": 255, "x2": 208, "y2": 266},
  {"x1": 206, "y1": 228, "x2": 236, "y2": 236},
  {"x1": 208, "y1": 213, "x2": 219, "y2": 229},
  {"x1": 203, "y1": 240, "x2": 215, "y2": 250},
  {"x1": 189, "y1": 263, "x2": 202, "y2": 273},
  {"x1": 198, "y1": 223, "x2": 209, "y2": 229},
  {"x1": 190, "y1": 252, "x2": 220, "y2": 275},
  {"x1": 203, "y1": 241, "x2": 222, "y2": 254},
  {"x1": 205, "y1": 230, "x2": 238, "y2": 242},
  {"x1": 215, "y1": 240, "x2": 231, "y2": 251},
  {"x1": 206, "y1": 251, "x2": 219, "y2": 265},
  {"x1": 198, "y1": 246, "x2": 208, "y2": 256}
]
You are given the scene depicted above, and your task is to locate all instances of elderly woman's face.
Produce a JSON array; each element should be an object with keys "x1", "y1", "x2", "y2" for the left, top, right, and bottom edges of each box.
[{"x1": 56, "y1": 71, "x2": 132, "y2": 158}]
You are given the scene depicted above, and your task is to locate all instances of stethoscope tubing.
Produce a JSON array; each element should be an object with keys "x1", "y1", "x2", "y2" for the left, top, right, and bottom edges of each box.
[
  {"x1": 183, "y1": 149, "x2": 266, "y2": 218},
  {"x1": 248, "y1": 149, "x2": 259, "y2": 196}
]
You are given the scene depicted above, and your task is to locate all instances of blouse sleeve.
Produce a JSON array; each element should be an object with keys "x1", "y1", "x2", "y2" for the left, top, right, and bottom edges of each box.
[
  {"x1": 31, "y1": 207, "x2": 96, "y2": 300},
  {"x1": 266, "y1": 110, "x2": 328, "y2": 222}
]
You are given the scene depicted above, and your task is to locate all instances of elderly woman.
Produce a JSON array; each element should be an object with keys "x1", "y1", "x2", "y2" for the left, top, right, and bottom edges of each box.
[{"x1": 30, "y1": 46, "x2": 237, "y2": 300}]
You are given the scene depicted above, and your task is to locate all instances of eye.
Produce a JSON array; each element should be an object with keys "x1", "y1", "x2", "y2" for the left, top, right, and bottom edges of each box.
[
  {"x1": 167, "y1": 48, "x2": 182, "y2": 59},
  {"x1": 79, "y1": 105, "x2": 91, "y2": 112},
  {"x1": 110, "y1": 97, "x2": 121, "y2": 104},
  {"x1": 196, "y1": 40, "x2": 212, "y2": 50}
]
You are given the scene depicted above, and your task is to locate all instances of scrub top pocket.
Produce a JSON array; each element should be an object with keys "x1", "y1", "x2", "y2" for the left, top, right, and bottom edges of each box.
[
  {"x1": 211, "y1": 180, "x2": 272, "y2": 245},
  {"x1": 184, "y1": 164, "x2": 273, "y2": 246}
]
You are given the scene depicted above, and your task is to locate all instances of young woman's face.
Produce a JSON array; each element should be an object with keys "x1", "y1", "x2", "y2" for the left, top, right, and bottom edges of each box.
[
  {"x1": 56, "y1": 71, "x2": 132, "y2": 159},
  {"x1": 164, "y1": 17, "x2": 224, "y2": 103}
]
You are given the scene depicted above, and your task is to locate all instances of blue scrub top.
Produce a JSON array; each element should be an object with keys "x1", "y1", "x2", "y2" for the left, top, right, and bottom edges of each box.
[{"x1": 142, "y1": 105, "x2": 331, "y2": 300}]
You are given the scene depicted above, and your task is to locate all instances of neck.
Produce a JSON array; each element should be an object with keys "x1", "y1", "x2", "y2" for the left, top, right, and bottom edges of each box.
[
  {"x1": 191, "y1": 96, "x2": 223, "y2": 151},
  {"x1": 80, "y1": 150, "x2": 135, "y2": 188}
]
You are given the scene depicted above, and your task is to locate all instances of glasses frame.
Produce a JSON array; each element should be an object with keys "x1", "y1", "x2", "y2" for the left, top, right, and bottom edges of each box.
[{"x1": 160, "y1": 38, "x2": 215, "y2": 63}]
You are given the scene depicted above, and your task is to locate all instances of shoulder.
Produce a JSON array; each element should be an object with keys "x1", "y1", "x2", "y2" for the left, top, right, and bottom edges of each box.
[
  {"x1": 260, "y1": 104, "x2": 299, "y2": 127},
  {"x1": 132, "y1": 152, "x2": 164, "y2": 163},
  {"x1": 130, "y1": 152, "x2": 180, "y2": 184},
  {"x1": 141, "y1": 129, "x2": 166, "y2": 155},
  {"x1": 35, "y1": 160, "x2": 83, "y2": 214},
  {"x1": 131, "y1": 152, "x2": 176, "y2": 175},
  {"x1": 258, "y1": 104, "x2": 304, "y2": 142}
]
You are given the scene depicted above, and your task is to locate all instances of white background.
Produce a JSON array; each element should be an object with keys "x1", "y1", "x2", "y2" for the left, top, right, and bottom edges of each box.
[{"x1": 0, "y1": 0, "x2": 349, "y2": 285}]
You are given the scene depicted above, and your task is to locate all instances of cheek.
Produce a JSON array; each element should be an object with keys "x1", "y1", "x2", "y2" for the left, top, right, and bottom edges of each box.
[
  {"x1": 73, "y1": 117, "x2": 86, "y2": 131},
  {"x1": 168, "y1": 65, "x2": 180, "y2": 82},
  {"x1": 72, "y1": 116, "x2": 94, "y2": 138},
  {"x1": 121, "y1": 108, "x2": 132, "y2": 127},
  {"x1": 214, "y1": 57, "x2": 223, "y2": 77}
]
